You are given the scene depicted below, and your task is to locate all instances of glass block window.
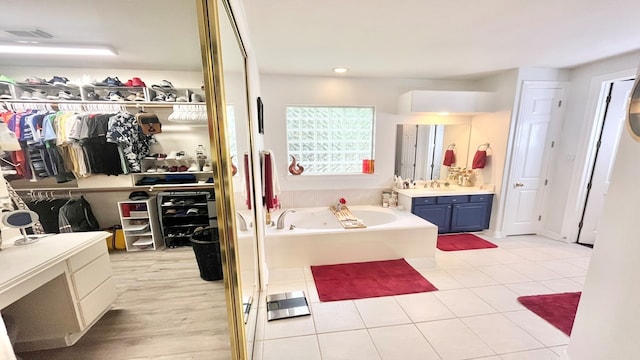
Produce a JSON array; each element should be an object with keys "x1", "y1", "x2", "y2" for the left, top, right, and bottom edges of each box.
[{"x1": 286, "y1": 106, "x2": 375, "y2": 174}]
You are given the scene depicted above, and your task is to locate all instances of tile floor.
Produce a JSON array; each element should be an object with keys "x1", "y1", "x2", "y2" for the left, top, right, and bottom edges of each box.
[{"x1": 252, "y1": 234, "x2": 592, "y2": 360}]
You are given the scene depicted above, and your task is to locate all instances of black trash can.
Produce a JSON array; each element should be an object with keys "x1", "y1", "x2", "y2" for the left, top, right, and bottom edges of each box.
[{"x1": 190, "y1": 226, "x2": 223, "y2": 281}]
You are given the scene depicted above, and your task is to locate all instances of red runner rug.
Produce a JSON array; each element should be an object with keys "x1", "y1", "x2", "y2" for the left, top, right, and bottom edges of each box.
[
  {"x1": 437, "y1": 233, "x2": 498, "y2": 251},
  {"x1": 311, "y1": 259, "x2": 438, "y2": 302},
  {"x1": 518, "y1": 292, "x2": 581, "y2": 336}
]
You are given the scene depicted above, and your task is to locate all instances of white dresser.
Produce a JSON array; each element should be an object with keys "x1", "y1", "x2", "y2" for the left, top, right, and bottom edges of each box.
[{"x1": 0, "y1": 231, "x2": 116, "y2": 352}]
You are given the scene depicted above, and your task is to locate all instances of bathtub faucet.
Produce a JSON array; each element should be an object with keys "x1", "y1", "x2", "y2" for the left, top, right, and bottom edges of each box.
[
  {"x1": 236, "y1": 212, "x2": 248, "y2": 231},
  {"x1": 277, "y1": 209, "x2": 296, "y2": 229}
]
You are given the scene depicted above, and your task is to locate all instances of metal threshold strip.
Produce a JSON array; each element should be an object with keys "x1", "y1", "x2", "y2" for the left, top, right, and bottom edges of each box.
[{"x1": 266, "y1": 291, "x2": 310, "y2": 321}]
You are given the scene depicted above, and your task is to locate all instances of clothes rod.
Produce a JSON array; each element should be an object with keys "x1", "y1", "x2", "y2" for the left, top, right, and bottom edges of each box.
[{"x1": 13, "y1": 185, "x2": 214, "y2": 193}]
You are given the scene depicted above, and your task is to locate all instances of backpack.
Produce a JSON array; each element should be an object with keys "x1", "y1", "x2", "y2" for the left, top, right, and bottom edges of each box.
[{"x1": 58, "y1": 196, "x2": 100, "y2": 233}]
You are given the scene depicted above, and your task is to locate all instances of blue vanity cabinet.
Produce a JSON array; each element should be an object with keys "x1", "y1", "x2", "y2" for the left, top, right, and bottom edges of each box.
[{"x1": 411, "y1": 194, "x2": 493, "y2": 233}]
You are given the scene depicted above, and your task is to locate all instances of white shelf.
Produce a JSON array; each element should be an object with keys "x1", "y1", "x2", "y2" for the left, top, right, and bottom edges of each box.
[{"x1": 117, "y1": 197, "x2": 164, "y2": 252}]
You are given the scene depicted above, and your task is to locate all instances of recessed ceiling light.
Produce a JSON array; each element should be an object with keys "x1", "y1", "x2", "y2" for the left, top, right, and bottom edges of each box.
[
  {"x1": 333, "y1": 67, "x2": 349, "y2": 73},
  {"x1": 0, "y1": 43, "x2": 117, "y2": 56},
  {"x1": 438, "y1": 112, "x2": 450, "y2": 116}
]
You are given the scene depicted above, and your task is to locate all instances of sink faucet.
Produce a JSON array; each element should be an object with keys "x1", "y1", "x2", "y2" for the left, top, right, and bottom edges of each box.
[
  {"x1": 236, "y1": 212, "x2": 248, "y2": 231},
  {"x1": 277, "y1": 209, "x2": 296, "y2": 229}
]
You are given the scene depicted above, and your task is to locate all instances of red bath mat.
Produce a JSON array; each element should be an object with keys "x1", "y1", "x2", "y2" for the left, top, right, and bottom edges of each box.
[
  {"x1": 518, "y1": 292, "x2": 581, "y2": 336},
  {"x1": 311, "y1": 259, "x2": 438, "y2": 302},
  {"x1": 437, "y1": 233, "x2": 498, "y2": 251}
]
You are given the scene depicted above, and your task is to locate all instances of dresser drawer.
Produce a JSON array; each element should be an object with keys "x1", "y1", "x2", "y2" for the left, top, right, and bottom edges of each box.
[
  {"x1": 437, "y1": 195, "x2": 469, "y2": 204},
  {"x1": 79, "y1": 277, "x2": 116, "y2": 327},
  {"x1": 72, "y1": 253, "x2": 113, "y2": 300},
  {"x1": 413, "y1": 197, "x2": 436, "y2": 205},
  {"x1": 470, "y1": 194, "x2": 492, "y2": 202},
  {"x1": 68, "y1": 240, "x2": 108, "y2": 272}
]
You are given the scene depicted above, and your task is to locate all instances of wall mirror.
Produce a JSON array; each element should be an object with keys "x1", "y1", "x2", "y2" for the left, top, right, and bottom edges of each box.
[
  {"x1": 395, "y1": 123, "x2": 471, "y2": 181},
  {"x1": 216, "y1": 0, "x2": 260, "y2": 357}
]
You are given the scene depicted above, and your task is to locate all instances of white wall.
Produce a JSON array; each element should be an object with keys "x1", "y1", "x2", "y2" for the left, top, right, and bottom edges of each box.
[
  {"x1": 544, "y1": 51, "x2": 640, "y2": 240},
  {"x1": 260, "y1": 75, "x2": 488, "y2": 205},
  {"x1": 568, "y1": 82, "x2": 640, "y2": 358}
]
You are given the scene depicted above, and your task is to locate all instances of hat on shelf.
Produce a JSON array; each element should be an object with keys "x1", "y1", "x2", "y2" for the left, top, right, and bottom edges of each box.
[{"x1": 129, "y1": 191, "x2": 150, "y2": 201}]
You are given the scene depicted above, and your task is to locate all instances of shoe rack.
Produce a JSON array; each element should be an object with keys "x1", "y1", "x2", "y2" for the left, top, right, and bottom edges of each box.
[
  {"x1": 156, "y1": 191, "x2": 217, "y2": 248},
  {"x1": 0, "y1": 81, "x2": 205, "y2": 104},
  {"x1": 117, "y1": 196, "x2": 164, "y2": 251}
]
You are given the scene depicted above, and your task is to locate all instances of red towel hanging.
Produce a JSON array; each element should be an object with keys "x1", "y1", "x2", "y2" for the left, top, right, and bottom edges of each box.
[
  {"x1": 442, "y1": 149, "x2": 456, "y2": 166},
  {"x1": 472, "y1": 150, "x2": 487, "y2": 169},
  {"x1": 264, "y1": 152, "x2": 277, "y2": 210}
]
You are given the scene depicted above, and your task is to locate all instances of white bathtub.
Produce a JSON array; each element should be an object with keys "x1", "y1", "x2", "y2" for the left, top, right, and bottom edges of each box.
[{"x1": 264, "y1": 205, "x2": 437, "y2": 268}]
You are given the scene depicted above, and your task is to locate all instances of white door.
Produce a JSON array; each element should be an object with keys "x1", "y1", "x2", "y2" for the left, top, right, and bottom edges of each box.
[
  {"x1": 503, "y1": 82, "x2": 565, "y2": 235},
  {"x1": 399, "y1": 125, "x2": 417, "y2": 179},
  {"x1": 578, "y1": 79, "x2": 634, "y2": 245}
]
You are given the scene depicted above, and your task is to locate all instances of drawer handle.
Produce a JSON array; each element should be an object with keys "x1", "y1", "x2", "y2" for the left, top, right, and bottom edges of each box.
[{"x1": 452, "y1": 199, "x2": 457, "y2": 202}]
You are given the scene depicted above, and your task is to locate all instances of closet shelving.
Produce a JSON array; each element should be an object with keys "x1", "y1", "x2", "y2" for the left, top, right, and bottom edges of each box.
[
  {"x1": 0, "y1": 82, "x2": 206, "y2": 105},
  {"x1": 117, "y1": 196, "x2": 164, "y2": 251}
]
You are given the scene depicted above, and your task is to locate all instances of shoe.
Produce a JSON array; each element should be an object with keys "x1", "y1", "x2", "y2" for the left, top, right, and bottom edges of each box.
[
  {"x1": 190, "y1": 93, "x2": 203, "y2": 102},
  {"x1": 0, "y1": 91, "x2": 12, "y2": 100},
  {"x1": 48, "y1": 76, "x2": 69, "y2": 86},
  {"x1": 153, "y1": 92, "x2": 166, "y2": 102},
  {"x1": 25, "y1": 76, "x2": 45, "y2": 85},
  {"x1": 176, "y1": 95, "x2": 188, "y2": 102},
  {"x1": 86, "y1": 92, "x2": 99, "y2": 101},
  {"x1": 0, "y1": 74, "x2": 16, "y2": 84},
  {"x1": 105, "y1": 91, "x2": 124, "y2": 101},
  {"x1": 165, "y1": 93, "x2": 177, "y2": 102},
  {"x1": 146, "y1": 168, "x2": 157, "y2": 173},
  {"x1": 69, "y1": 75, "x2": 98, "y2": 86},
  {"x1": 96, "y1": 76, "x2": 123, "y2": 87},
  {"x1": 126, "y1": 93, "x2": 136, "y2": 101},
  {"x1": 125, "y1": 77, "x2": 146, "y2": 87},
  {"x1": 168, "y1": 166, "x2": 178, "y2": 172},
  {"x1": 46, "y1": 94, "x2": 59, "y2": 100},
  {"x1": 58, "y1": 91, "x2": 79, "y2": 100},
  {"x1": 186, "y1": 208, "x2": 199, "y2": 215},
  {"x1": 187, "y1": 163, "x2": 200, "y2": 172},
  {"x1": 157, "y1": 166, "x2": 168, "y2": 173},
  {"x1": 133, "y1": 92, "x2": 145, "y2": 101},
  {"x1": 31, "y1": 91, "x2": 47, "y2": 100},
  {"x1": 202, "y1": 163, "x2": 213, "y2": 172},
  {"x1": 20, "y1": 91, "x2": 32, "y2": 100},
  {"x1": 165, "y1": 150, "x2": 178, "y2": 160},
  {"x1": 178, "y1": 165, "x2": 189, "y2": 172},
  {"x1": 151, "y1": 80, "x2": 174, "y2": 91}
]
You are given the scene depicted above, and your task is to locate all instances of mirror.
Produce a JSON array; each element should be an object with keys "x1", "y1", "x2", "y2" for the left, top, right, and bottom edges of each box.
[
  {"x1": 627, "y1": 78, "x2": 640, "y2": 142},
  {"x1": 216, "y1": 0, "x2": 260, "y2": 357},
  {"x1": 395, "y1": 123, "x2": 471, "y2": 181}
]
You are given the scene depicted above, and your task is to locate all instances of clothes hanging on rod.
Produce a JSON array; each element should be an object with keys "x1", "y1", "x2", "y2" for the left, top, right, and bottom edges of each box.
[{"x1": 0, "y1": 107, "x2": 155, "y2": 182}]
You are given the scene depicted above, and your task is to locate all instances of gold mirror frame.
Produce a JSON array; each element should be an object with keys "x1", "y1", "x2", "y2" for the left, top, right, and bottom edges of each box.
[{"x1": 196, "y1": 0, "x2": 253, "y2": 358}]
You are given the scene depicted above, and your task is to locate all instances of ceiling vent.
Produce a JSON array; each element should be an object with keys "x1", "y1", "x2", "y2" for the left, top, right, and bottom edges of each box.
[{"x1": 4, "y1": 29, "x2": 53, "y2": 39}]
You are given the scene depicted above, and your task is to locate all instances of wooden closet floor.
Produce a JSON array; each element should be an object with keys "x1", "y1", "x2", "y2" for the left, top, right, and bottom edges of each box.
[{"x1": 18, "y1": 248, "x2": 231, "y2": 360}]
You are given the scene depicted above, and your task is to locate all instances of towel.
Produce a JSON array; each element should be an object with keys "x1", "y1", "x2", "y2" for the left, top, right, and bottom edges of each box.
[
  {"x1": 472, "y1": 150, "x2": 487, "y2": 169},
  {"x1": 442, "y1": 149, "x2": 456, "y2": 166},
  {"x1": 262, "y1": 151, "x2": 281, "y2": 210}
]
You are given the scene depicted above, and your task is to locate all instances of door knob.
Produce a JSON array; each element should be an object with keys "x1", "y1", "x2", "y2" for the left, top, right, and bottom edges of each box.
[{"x1": 514, "y1": 182, "x2": 524, "y2": 187}]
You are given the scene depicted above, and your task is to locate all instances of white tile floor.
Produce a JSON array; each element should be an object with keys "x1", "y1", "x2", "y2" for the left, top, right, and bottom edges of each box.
[{"x1": 253, "y1": 234, "x2": 592, "y2": 360}]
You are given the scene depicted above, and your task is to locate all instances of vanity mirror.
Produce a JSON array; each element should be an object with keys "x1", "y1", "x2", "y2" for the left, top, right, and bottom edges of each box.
[{"x1": 395, "y1": 123, "x2": 471, "y2": 181}]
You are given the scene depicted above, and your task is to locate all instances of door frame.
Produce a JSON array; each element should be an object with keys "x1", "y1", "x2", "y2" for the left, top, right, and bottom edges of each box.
[
  {"x1": 497, "y1": 80, "x2": 567, "y2": 237},
  {"x1": 566, "y1": 71, "x2": 636, "y2": 243}
]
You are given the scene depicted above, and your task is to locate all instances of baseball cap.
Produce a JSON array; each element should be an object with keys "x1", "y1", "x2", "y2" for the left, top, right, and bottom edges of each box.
[{"x1": 129, "y1": 191, "x2": 149, "y2": 201}]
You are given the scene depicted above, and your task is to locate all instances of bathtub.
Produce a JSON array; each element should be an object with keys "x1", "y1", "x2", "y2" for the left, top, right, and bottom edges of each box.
[{"x1": 264, "y1": 205, "x2": 437, "y2": 268}]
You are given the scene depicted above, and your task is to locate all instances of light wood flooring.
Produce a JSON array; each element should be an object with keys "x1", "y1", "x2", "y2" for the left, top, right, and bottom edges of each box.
[{"x1": 18, "y1": 248, "x2": 231, "y2": 360}]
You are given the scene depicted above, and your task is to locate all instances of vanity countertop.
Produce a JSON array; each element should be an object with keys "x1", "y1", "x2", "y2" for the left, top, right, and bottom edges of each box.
[{"x1": 395, "y1": 185, "x2": 495, "y2": 198}]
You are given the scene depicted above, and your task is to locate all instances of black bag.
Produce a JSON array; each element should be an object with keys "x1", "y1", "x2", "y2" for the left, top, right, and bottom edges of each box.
[{"x1": 58, "y1": 196, "x2": 100, "y2": 233}]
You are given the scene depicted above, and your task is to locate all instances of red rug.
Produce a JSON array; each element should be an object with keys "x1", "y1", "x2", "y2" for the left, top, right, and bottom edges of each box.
[
  {"x1": 310, "y1": 259, "x2": 438, "y2": 302},
  {"x1": 437, "y1": 233, "x2": 498, "y2": 251},
  {"x1": 518, "y1": 292, "x2": 581, "y2": 336}
]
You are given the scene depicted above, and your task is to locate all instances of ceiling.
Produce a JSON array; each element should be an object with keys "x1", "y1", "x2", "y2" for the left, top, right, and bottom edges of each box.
[{"x1": 1, "y1": 0, "x2": 639, "y2": 80}]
